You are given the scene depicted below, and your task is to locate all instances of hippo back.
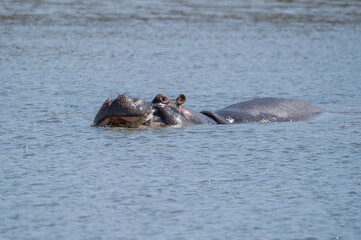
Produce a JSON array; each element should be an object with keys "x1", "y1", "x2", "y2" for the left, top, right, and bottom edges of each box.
[{"x1": 214, "y1": 97, "x2": 324, "y2": 123}]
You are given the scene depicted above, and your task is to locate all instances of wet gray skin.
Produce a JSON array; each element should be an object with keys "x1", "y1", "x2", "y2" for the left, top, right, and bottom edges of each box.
[
  {"x1": 93, "y1": 93, "x2": 324, "y2": 127},
  {"x1": 150, "y1": 94, "x2": 191, "y2": 126},
  {"x1": 93, "y1": 93, "x2": 216, "y2": 127},
  {"x1": 202, "y1": 97, "x2": 325, "y2": 124},
  {"x1": 93, "y1": 94, "x2": 152, "y2": 127}
]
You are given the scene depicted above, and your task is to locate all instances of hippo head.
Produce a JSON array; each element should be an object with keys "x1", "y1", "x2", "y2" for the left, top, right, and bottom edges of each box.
[
  {"x1": 150, "y1": 93, "x2": 189, "y2": 126},
  {"x1": 93, "y1": 94, "x2": 152, "y2": 127},
  {"x1": 93, "y1": 93, "x2": 190, "y2": 127}
]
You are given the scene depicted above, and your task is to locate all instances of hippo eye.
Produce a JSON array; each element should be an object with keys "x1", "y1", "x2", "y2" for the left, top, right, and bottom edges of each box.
[{"x1": 152, "y1": 94, "x2": 169, "y2": 104}]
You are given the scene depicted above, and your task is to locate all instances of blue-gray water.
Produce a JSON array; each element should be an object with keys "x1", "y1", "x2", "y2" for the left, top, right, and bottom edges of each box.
[{"x1": 1, "y1": 0, "x2": 361, "y2": 239}]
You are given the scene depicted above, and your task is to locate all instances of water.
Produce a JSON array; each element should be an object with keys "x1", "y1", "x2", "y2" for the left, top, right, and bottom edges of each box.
[{"x1": 1, "y1": 0, "x2": 361, "y2": 239}]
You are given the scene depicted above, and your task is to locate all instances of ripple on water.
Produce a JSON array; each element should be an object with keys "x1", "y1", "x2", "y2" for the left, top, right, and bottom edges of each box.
[{"x1": 1, "y1": 0, "x2": 361, "y2": 239}]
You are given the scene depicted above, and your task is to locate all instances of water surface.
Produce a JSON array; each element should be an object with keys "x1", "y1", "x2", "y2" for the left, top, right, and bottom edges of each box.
[{"x1": 1, "y1": 0, "x2": 361, "y2": 239}]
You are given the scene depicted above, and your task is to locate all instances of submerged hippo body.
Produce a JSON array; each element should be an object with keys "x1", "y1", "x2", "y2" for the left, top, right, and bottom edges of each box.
[{"x1": 93, "y1": 93, "x2": 324, "y2": 127}]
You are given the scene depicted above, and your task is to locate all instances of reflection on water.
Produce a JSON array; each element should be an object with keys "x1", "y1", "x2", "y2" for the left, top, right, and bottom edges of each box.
[{"x1": 1, "y1": 0, "x2": 361, "y2": 240}]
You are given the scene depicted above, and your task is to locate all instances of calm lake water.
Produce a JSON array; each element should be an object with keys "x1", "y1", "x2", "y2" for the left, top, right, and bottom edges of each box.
[{"x1": 1, "y1": 0, "x2": 361, "y2": 239}]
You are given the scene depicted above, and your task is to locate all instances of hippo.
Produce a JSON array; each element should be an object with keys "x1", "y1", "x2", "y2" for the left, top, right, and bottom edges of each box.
[{"x1": 93, "y1": 93, "x2": 324, "y2": 127}]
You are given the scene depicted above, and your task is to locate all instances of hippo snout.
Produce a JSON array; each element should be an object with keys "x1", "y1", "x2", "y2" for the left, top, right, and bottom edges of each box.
[{"x1": 93, "y1": 94, "x2": 151, "y2": 126}]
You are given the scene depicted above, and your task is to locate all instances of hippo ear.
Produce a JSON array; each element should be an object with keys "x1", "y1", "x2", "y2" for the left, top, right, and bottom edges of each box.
[{"x1": 176, "y1": 94, "x2": 186, "y2": 106}]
